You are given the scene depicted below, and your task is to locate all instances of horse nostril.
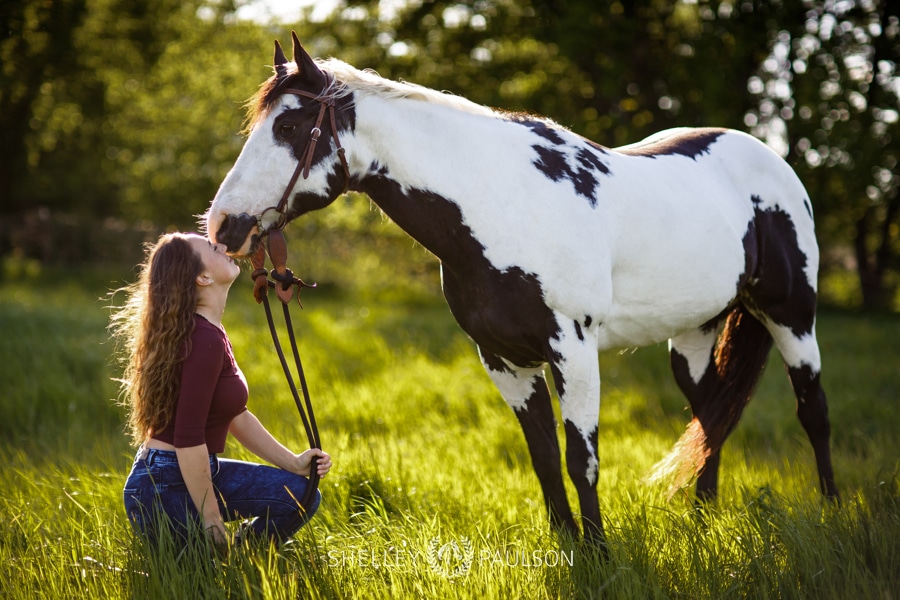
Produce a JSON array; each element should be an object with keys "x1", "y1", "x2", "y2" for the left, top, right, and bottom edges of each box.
[
  {"x1": 215, "y1": 212, "x2": 258, "y2": 254},
  {"x1": 217, "y1": 213, "x2": 232, "y2": 234}
]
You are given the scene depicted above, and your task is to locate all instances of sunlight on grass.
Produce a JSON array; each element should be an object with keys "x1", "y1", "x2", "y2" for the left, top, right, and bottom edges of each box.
[{"x1": 1, "y1": 270, "x2": 898, "y2": 598}]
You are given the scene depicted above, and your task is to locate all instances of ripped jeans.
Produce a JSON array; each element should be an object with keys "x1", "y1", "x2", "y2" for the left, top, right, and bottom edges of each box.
[{"x1": 123, "y1": 447, "x2": 321, "y2": 545}]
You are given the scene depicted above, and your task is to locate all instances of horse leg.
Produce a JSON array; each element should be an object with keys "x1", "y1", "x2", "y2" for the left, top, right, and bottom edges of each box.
[
  {"x1": 760, "y1": 321, "x2": 838, "y2": 499},
  {"x1": 546, "y1": 320, "x2": 605, "y2": 550},
  {"x1": 476, "y1": 347, "x2": 578, "y2": 538},
  {"x1": 742, "y1": 195, "x2": 837, "y2": 498},
  {"x1": 669, "y1": 324, "x2": 723, "y2": 501}
]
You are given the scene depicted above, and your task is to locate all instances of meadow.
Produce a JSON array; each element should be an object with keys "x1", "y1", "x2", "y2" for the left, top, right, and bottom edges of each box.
[{"x1": 1, "y1": 259, "x2": 897, "y2": 599}]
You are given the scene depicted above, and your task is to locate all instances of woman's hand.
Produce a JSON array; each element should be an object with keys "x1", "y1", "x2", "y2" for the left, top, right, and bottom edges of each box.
[
  {"x1": 203, "y1": 514, "x2": 229, "y2": 554},
  {"x1": 229, "y1": 411, "x2": 332, "y2": 478},
  {"x1": 174, "y1": 444, "x2": 230, "y2": 554},
  {"x1": 291, "y1": 448, "x2": 332, "y2": 478}
]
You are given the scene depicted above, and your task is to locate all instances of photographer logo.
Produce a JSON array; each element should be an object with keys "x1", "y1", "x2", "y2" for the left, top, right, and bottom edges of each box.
[{"x1": 425, "y1": 536, "x2": 474, "y2": 579}]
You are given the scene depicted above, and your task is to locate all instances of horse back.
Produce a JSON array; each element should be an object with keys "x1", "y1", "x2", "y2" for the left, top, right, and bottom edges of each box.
[{"x1": 569, "y1": 128, "x2": 815, "y2": 349}]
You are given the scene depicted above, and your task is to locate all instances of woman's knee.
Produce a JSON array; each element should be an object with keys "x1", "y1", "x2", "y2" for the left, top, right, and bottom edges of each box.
[{"x1": 272, "y1": 479, "x2": 320, "y2": 518}]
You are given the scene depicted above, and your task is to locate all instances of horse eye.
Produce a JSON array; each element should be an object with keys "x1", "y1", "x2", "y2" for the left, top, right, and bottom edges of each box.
[{"x1": 278, "y1": 123, "x2": 297, "y2": 136}]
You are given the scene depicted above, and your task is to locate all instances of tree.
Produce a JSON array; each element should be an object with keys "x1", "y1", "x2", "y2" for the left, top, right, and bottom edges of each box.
[
  {"x1": 101, "y1": 6, "x2": 274, "y2": 224},
  {"x1": 748, "y1": 0, "x2": 900, "y2": 310},
  {"x1": 0, "y1": 0, "x2": 88, "y2": 212},
  {"x1": 1, "y1": 0, "x2": 266, "y2": 225}
]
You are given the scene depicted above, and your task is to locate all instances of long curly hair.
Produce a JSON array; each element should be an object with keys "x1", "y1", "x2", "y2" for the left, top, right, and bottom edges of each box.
[{"x1": 110, "y1": 233, "x2": 203, "y2": 445}]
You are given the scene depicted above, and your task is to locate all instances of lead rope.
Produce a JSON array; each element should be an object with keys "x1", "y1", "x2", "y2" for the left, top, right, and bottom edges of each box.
[{"x1": 250, "y1": 230, "x2": 320, "y2": 514}]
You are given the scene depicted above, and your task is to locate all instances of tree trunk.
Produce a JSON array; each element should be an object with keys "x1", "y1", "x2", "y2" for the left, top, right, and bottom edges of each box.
[{"x1": 855, "y1": 188, "x2": 900, "y2": 311}]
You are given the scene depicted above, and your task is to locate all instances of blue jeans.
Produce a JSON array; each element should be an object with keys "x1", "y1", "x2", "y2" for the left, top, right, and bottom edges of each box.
[{"x1": 123, "y1": 447, "x2": 321, "y2": 545}]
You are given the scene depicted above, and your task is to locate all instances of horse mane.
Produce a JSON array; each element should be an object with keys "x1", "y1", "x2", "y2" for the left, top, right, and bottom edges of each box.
[
  {"x1": 244, "y1": 57, "x2": 515, "y2": 132},
  {"x1": 321, "y1": 58, "x2": 498, "y2": 117}
]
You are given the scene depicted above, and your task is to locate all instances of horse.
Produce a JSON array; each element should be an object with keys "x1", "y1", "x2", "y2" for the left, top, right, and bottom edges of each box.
[{"x1": 206, "y1": 33, "x2": 838, "y2": 549}]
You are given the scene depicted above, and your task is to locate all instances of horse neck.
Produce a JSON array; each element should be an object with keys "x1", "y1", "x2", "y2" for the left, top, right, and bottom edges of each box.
[{"x1": 351, "y1": 94, "x2": 496, "y2": 267}]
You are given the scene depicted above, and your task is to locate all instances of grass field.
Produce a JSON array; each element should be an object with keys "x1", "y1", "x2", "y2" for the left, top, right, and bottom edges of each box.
[{"x1": 1, "y1": 263, "x2": 898, "y2": 599}]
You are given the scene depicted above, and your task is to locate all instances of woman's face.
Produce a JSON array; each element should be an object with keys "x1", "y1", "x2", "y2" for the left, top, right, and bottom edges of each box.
[{"x1": 186, "y1": 233, "x2": 241, "y2": 284}]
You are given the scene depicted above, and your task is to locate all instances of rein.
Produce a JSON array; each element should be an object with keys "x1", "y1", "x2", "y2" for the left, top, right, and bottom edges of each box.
[
  {"x1": 247, "y1": 77, "x2": 352, "y2": 513},
  {"x1": 250, "y1": 230, "x2": 320, "y2": 514}
]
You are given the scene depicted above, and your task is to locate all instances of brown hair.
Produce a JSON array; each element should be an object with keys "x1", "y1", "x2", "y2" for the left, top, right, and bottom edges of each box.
[{"x1": 109, "y1": 233, "x2": 203, "y2": 445}]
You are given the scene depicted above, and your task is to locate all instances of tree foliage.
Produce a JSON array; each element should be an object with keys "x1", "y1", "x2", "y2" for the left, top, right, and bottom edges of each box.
[
  {"x1": 1, "y1": 0, "x2": 275, "y2": 224},
  {"x1": 746, "y1": 1, "x2": 900, "y2": 310},
  {"x1": 1, "y1": 0, "x2": 898, "y2": 309},
  {"x1": 1, "y1": 0, "x2": 88, "y2": 211}
]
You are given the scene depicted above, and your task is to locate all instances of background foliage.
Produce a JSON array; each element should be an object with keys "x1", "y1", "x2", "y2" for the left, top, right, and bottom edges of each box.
[{"x1": 2, "y1": 0, "x2": 899, "y2": 309}]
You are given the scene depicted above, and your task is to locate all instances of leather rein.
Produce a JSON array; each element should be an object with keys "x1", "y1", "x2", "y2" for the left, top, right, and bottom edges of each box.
[{"x1": 247, "y1": 77, "x2": 350, "y2": 514}]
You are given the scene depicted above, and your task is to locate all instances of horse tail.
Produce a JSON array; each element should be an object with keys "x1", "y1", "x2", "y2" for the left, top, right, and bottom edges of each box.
[{"x1": 649, "y1": 303, "x2": 773, "y2": 497}]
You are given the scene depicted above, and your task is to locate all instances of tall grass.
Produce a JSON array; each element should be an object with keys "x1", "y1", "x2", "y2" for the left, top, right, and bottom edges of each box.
[{"x1": 1, "y1": 265, "x2": 897, "y2": 599}]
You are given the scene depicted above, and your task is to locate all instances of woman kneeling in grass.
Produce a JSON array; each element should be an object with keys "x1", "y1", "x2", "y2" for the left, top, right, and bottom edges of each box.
[{"x1": 111, "y1": 232, "x2": 331, "y2": 548}]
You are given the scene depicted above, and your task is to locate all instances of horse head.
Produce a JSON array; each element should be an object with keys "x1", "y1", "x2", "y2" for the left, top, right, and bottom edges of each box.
[{"x1": 207, "y1": 32, "x2": 353, "y2": 256}]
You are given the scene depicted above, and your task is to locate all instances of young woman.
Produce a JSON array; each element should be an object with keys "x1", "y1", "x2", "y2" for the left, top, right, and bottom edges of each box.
[{"x1": 111, "y1": 232, "x2": 331, "y2": 547}]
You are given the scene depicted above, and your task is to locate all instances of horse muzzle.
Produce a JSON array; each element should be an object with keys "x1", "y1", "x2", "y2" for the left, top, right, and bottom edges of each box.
[{"x1": 212, "y1": 212, "x2": 260, "y2": 256}]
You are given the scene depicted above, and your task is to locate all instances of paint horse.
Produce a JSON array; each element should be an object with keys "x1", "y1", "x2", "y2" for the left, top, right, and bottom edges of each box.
[{"x1": 206, "y1": 33, "x2": 838, "y2": 548}]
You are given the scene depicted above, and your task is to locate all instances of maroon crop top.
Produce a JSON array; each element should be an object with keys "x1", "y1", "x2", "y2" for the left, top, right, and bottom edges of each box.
[{"x1": 152, "y1": 314, "x2": 248, "y2": 453}]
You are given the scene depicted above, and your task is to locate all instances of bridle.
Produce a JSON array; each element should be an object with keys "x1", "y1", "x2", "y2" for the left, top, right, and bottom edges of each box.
[
  {"x1": 261, "y1": 73, "x2": 351, "y2": 233},
  {"x1": 247, "y1": 75, "x2": 351, "y2": 514}
]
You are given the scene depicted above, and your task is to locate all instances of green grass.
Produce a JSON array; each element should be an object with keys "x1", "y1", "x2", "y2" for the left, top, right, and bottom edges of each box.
[{"x1": 1, "y1": 266, "x2": 898, "y2": 599}]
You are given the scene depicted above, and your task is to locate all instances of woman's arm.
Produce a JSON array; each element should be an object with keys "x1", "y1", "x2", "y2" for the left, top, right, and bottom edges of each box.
[
  {"x1": 175, "y1": 444, "x2": 227, "y2": 544},
  {"x1": 229, "y1": 410, "x2": 331, "y2": 478}
]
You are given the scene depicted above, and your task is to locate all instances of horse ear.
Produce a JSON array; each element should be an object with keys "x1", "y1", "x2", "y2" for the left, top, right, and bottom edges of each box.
[
  {"x1": 290, "y1": 30, "x2": 326, "y2": 90},
  {"x1": 273, "y1": 40, "x2": 289, "y2": 79}
]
